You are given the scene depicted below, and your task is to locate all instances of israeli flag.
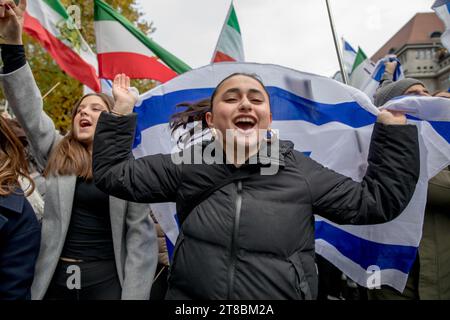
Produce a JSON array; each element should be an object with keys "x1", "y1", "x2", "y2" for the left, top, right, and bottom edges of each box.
[
  {"x1": 342, "y1": 38, "x2": 357, "y2": 76},
  {"x1": 433, "y1": 0, "x2": 450, "y2": 51},
  {"x1": 131, "y1": 63, "x2": 450, "y2": 292},
  {"x1": 360, "y1": 56, "x2": 404, "y2": 102}
]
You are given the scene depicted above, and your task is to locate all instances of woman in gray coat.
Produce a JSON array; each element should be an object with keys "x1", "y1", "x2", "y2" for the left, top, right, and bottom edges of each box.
[{"x1": 0, "y1": 0, "x2": 158, "y2": 300}]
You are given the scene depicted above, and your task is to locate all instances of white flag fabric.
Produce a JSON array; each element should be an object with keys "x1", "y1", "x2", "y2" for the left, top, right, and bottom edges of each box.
[
  {"x1": 131, "y1": 63, "x2": 450, "y2": 292},
  {"x1": 83, "y1": 78, "x2": 113, "y2": 96}
]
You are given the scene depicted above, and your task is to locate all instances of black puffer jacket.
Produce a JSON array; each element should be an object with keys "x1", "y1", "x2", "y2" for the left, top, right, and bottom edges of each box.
[{"x1": 93, "y1": 112, "x2": 419, "y2": 300}]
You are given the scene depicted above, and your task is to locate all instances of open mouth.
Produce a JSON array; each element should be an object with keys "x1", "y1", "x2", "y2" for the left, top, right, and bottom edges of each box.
[
  {"x1": 79, "y1": 119, "x2": 92, "y2": 128},
  {"x1": 233, "y1": 116, "x2": 257, "y2": 132}
]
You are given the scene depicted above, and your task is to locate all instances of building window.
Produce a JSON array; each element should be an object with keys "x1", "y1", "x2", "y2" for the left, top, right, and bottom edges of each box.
[{"x1": 431, "y1": 31, "x2": 443, "y2": 38}]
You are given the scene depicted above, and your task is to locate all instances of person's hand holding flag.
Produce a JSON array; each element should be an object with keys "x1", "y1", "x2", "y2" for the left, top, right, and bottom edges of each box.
[{"x1": 0, "y1": 0, "x2": 26, "y2": 45}]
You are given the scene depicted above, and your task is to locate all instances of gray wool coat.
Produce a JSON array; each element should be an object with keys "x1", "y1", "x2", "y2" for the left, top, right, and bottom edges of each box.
[{"x1": 0, "y1": 64, "x2": 158, "y2": 300}]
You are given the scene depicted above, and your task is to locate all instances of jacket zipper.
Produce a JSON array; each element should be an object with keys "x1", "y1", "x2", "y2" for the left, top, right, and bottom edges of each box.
[{"x1": 227, "y1": 180, "x2": 242, "y2": 299}]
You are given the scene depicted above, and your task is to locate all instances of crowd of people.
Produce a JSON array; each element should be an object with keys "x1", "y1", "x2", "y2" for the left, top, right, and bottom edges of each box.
[{"x1": 0, "y1": 0, "x2": 448, "y2": 300}]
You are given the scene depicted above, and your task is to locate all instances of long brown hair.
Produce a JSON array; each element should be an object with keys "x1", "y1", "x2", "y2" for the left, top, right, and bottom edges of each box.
[
  {"x1": 43, "y1": 93, "x2": 114, "y2": 180},
  {"x1": 0, "y1": 116, "x2": 35, "y2": 196}
]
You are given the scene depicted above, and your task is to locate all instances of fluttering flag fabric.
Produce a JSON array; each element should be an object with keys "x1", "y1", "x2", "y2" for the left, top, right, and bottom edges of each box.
[
  {"x1": 359, "y1": 56, "x2": 405, "y2": 102},
  {"x1": 342, "y1": 38, "x2": 357, "y2": 76},
  {"x1": 94, "y1": 0, "x2": 191, "y2": 81},
  {"x1": 432, "y1": 0, "x2": 450, "y2": 51},
  {"x1": 211, "y1": 2, "x2": 245, "y2": 63},
  {"x1": 349, "y1": 47, "x2": 375, "y2": 90},
  {"x1": 24, "y1": 0, "x2": 100, "y2": 92},
  {"x1": 131, "y1": 63, "x2": 450, "y2": 293}
]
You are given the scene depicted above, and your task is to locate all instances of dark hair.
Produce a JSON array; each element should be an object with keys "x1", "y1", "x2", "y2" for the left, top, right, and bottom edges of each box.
[
  {"x1": 44, "y1": 93, "x2": 114, "y2": 179},
  {"x1": 169, "y1": 73, "x2": 269, "y2": 146},
  {"x1": 5, "y1": 118, "x2": 28, "y2": 147},
  {"x1": 0, "y1": 116, "x2": 35, "y2": 196}
]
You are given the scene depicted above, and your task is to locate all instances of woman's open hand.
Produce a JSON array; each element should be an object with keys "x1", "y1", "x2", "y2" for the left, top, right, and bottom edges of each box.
[{"x1": 111, "y1": 73, "x2": 138, "y2": 116}]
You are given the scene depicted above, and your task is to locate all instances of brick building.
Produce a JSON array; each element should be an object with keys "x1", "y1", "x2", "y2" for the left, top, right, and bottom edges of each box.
[{"x1": 371, "y1": 12, "x2": 449, "y2": 93}]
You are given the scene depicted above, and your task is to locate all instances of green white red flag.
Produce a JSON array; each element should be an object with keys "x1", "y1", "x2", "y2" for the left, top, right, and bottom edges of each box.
[
  {"x1": 24, "y1": 0, "x2": 101, "y2": 92},
  {"x1": 94, "y1": 0, "x2": 191, "y2": 82},
  {"x1": 211, "y1": 2, "x2": 245, "y2": 63}
]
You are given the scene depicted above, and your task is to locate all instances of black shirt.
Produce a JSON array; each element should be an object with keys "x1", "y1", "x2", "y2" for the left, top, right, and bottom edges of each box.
[
  {"x1": 0, "y1": 44, "x2": 26, "y2": 73},
  {"x1": 61, "y1": 178, "x2": 114, "y2": 261}
]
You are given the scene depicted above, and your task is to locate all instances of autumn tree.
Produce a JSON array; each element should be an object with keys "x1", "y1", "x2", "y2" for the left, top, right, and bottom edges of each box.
[{"x1": 1, "y1": 0, "x2": 156, "y2": 133}]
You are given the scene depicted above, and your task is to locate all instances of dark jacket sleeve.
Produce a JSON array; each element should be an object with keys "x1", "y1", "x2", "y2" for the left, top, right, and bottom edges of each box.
[
  {"x1": 92, "y1": 112, "x2": 181, "y2": 203},
  {"x1": 303, "y1": 122, "x2": 420, "y2": 225}
]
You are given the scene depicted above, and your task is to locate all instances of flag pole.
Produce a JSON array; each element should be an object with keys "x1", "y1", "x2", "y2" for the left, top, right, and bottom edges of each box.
[
  {"x1": 325, "y1": 0, "x2": 349, "y2": 84},
  {"x1": 42, "y1": 82, "x2": 61, "y2": 100}
]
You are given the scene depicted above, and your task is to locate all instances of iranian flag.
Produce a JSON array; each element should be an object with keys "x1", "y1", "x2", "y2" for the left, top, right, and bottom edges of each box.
[
  {"x1": 24, "y1": 0, "x2": 101, "y2": 92},
  {"x1": 94, "y1": 0, "x2": 191, "y2": 82},
  {"x1": 211, "y1": 2, "x2": 245, "y2": 63},
  {"x1": 349, "y1": 47, "x2": 375, "y2": 90}
]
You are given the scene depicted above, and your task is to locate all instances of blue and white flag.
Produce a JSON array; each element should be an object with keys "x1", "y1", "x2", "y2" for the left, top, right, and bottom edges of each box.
[
  {"x1": 360, "y1": 56, "x2": 404, "y2": 102},
  {"x1": 433, "y1": 0, "x2": 450, "y2": 51},
  {"x1": 342, "y1": 38, "x2": 357, "y2": 76},
  {"x1": 131, "y1": 62, "x2": 450, "y2": 292}
]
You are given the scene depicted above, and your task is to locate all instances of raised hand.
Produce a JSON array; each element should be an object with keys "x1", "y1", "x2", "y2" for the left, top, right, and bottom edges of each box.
[
  {"x1": 111, "y1": 73, "x2": 138, "y2": 115},
  {"x1": 384, "y1": 60, "x2": 398, "y2": 76},
  {"x1": 0, "y1": 0, "x2": 26, "y2": 45}
]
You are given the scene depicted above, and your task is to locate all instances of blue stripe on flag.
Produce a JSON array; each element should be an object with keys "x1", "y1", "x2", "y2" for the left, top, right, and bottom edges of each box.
[
  {"x1": 133, "y1": 87, "x2": 377, "y2": 147},
  {"x1": 315, "y1": 220, "x2": 417, "y2": 273},
  {"x1": 266, "y1": 87, "x2": 376, "y2": 126},
  {"x1": 344, "y1": 41, "x2": 357, "y2": 54},
  {"x1": 407, "y1": 115, "x2": 450, "y2": 144},
  {"x1": 372, "y1": 64, "x2": 385, "y2": 82},
  {"x1": 430, "y1": 121, "x2": 450, "y2": 143},
  {"x1": 166, "y1": 235, "x2": 175, "y2": 262}
]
